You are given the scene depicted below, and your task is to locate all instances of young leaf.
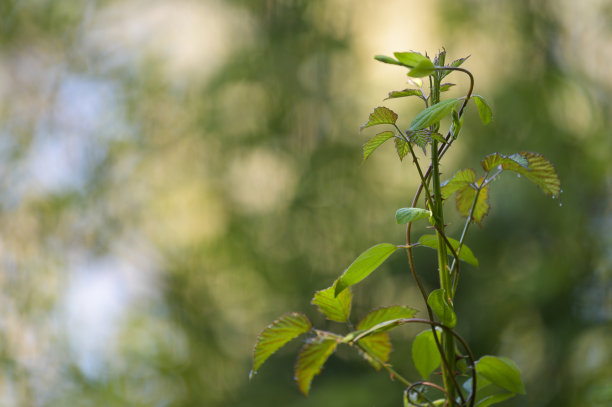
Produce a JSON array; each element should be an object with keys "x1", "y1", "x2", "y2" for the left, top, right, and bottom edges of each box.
[
  {"x1": 412, "y1": 328, "x2": 442, "y2": 379},
  {"x1": 334, "y1": 244, "x2": 398, "y2": 296},
  {"x1": 440, "y1": 55, "x2": 470, "y2": 79},
  {"x1": 251, "y1": 313, "x2": 312, "y2": 377},
  {"x1": 295, "y1": 338, "x2": 338, "y2": 395},
  {"x1": 357, "y1": 305, "x2": 417, "y2": 330},
  {"x1": 374, "y1": 55, "x2": 403, "y2": 66},
  {"x1": 395, "y1": 207, "x2": 432, "y2": 224},
  {"x1": 418, "y1": 234, "x2": 479, "y2": 267},
  {"x1": 427, "y1": 289, "x2": 456, "y2": 328},
  {"x1": 393, "y1": 51, "x2": 430, "y2": 67},
  {"x1": 311, "y1": 286, "x2": 353, "y2": 323},
  {"x1": 408, "y1": 59, "x2": 436, "y2": 78},
  {"x1": 440, "y1": 83, "x2": 456, "y2": 92},
  {"x1": 362, "y1": 131, "x2": 395, "y2": 164},
  {"x1": 409, "y1": 98, "x2": 458, "y2": 131},
  {"x1": 441, "y1": 168, "x2": 476, "y2": 199},
  {"x1": 476, "y1": 355, "x2": 526, "y2": 395},
  {"x1": 358, "y1": 333, "x2": 392, "y2": 370},
  {"x1": 408, "y1": 130, "x2": 429, "y2": 154},
  {"x1": 430, "y1": 132, "x2": 447, "y2": 143},
  {"x1": 455, "y1": 177, "x2": 490, "y2": 226},
  {"x1": 475, "y1": 393, "x2": 515, "y2": 407},
  {"x1": 473, "y1": 95, "x2": 492, "y2": 125},
  {"x1": 394, "y1": 137, "x2": 410, "y2": 161},
  {"x1": 385, "y1": 89, "x2": 423, "y2": 100},
  {"x1": 361, "y1": 106, "x2": 398, "y2": 130},
  {"x1": 481, "y1": 152, "x2": 561, "y2": 197}
]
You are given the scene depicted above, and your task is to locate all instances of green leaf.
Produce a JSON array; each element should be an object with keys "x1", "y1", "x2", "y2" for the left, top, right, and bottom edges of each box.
[
  {"x1": 418, "y1": 234, "x2": 479, "y2": 267},
  {"x1": 408, "y1": 59, "x2": 436, "y2": 78},
  {"x1": 409, "y1": 98, "x2": 458, "y2": 131},
  {"x1": 412, "y1": 328, "x2": 442, "y2": 379},
  {"x1": 251, "y1": 312, "x2": 312, "y2": 378},
  {"x1": 362, "y1": 131, "x2": 395, "y2": 164},
  {"x1": 361, "y1": 106, "x2": 398, "y2": 130},
  {"x1": 430, "y1": 132, "x2": 447, "y2": 143},
  {"x1": 441, "y1": 168, "x2": 476, "y2": 200},
  {"x1": 395, "y1": 207, "x2": 432, "y2": 224},
  {"x1": 358, "y1": 333, "x2": 391, "y2": 370},
  {"x1": 394, "y1": 137, "x2": 410, "y2": 161},
  {"x1": 393, "y1": 51, "x2": 430, "y2": 67},
  {"x1": 473, "y1": 95, "x2": 492, "y2": 125},
  {"x1": 440, "y1": 83, "x2": 456, "y2": 92},
  {"x1": 374, "y1": 55, "x2": 403, "y2": 66},
  {"x1": 334, "y1": 244, "x2": 398, "y2": 296},
  {"x1": 427, "y1": 289, "x2": 456, "y2": 328},
  {"x1": 385, "y1": 89, "x2": 423, "y2": 100},
  {"x1": 455, "y1": 177, "x2": 490, "y2": 227},
  {"x1": 311, "y1": 286, "x2": 353, "y2": 323},
  {"x1": 357, "y1": 305, "x2": 417, "y2": 330},
  {"x1": 295, "y1": 338, "x2": 338, "y2": 395},
  {"x1": 440, "y1": 55, "x2": 470, "y2": 79},
  {"x1": 476, "y1": 355, "x2": 526, "y2": 395},
  {"x1": 475, "y1": 393, "x2": 515, "y2": 407},
  {"x1": 481, "y1": 152, "x2": 561, "y2": 197}
]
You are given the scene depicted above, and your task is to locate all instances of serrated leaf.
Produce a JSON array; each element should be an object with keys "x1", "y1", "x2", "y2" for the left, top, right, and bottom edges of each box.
[
  {"x1": 408, "y1": 130, "x2": 429, "y2": 154},
  {"x1": 430, "y1": 132, "x2": 447, "y2": 143},
  {"x1": 408, "y1": 59, "x2": 436, "y2": 78},
  {"x1": 473, "y1": 95, "x2": 492, "y2": 125},
  {"x1": 361, "y1": 106, "x2": 398, "y2": 130},
  {"x1": 440, "y1": 83, "x2": 456, "y2": 92},
  {"x1": 334, "y1": 244, "x2": 398, "y2": 296},
  {"x1": 385, "y1": 89, "x2": 423, "y2": 100},
  {"x1": 358, "y1": 333, "x2": 391, "y2": 370},
  {"x1": 357, "y1": 305, "x2": 417, "y2": 330},
  {"x1": 311, "y1": 286, "x2": 353, "y2": 323},
  {"x1": 418, "y1": 234, "x2": 479, "y2": 267},
  {"x1": 394, "y1": 137, "x2": 410, "y2": 160},
  {"x1": 475, "y1": 393, "x2": 515, "y2": 407},
  {"x1": 412, "y1": 328, "x2": 442, "y2": 379},
  {"x1": 476, "y1": 356, "x2": 526, "y2": 395},
  {"x1": 393, "y1": 51, "x2": 430, "y2": 67},
  {"x1": 395, "y1": 207, "x2": 432, "y2": 224},
  {"x1": 409, "y1": 98, "x2": 458, "y2": 131},
  {"x1": 441, "y1": 168, "x2": 476, "y2": 199},
  {"x1": 362, "y1": 131, "x2": 395, "y2": 164},
  {"x1": 374, "y1": 55, "x2": 403, "y2": 66},
  {"x1": 481, "y1": 152, "x2": 561, "y2": 197},
  {"x1": 455, "y1": 177, "x2": 490, "y2": 226},
  {"x1": 295, "y1": 338, "x2": 338, "y2": 395},
  {"x1": 427, "y1": 289, "x2": 456, "y2": 328},
  {"x1": 251, "y1": 313, "x2": 312, "y2": 377}
]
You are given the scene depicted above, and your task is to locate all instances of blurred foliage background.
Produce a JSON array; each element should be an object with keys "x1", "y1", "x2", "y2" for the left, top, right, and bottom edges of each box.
[{"x1": 0, "y1": 0, "x2": 610, "y2": 406}]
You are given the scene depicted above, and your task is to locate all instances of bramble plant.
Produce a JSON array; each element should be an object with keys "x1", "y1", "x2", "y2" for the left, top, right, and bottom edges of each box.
[{"x1": 250, "y1": 49, "x2": 561, "y2": 406}]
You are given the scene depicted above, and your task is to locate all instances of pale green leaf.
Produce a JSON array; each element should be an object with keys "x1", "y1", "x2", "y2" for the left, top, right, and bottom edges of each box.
[
  {"x1": 357, "y1": 305, "x2": 417, "y2": 330},
  {"x1": 409, "y1": 98, "x2": 458, "y2": 131},
  {"x1": 295, "y1": 338, "x2": 338, "y2": 395},
  {"x1": 476, "y1": 355, "x2": 526, "y2": 395},
  {"x1": 473, "y1": 95, "x2": 492, "y2": 125},
  {"x1": 395, "y1": 207, "x2": 432, "y2": 224},
  {"x1": 475, "y1": 393, "x2": 515, "y2": 407},
  {"x1": 374, "y1": 55, "x2": 403, "y2": 66},
  {"x1": 394, "y1": 137, "x2": 410, "y2": 161},
  {"x1": 358, "y1": 333, "x2": 391, "y2": 370},
  {"x1": 430, "y1": 132, "x2": 447, "y2": 143},
  {"x1": 481, "y1": 152, "x2": 561, "y2": 197},
  {"x1": 408, "y1": 59, "x2": 436, "y2": 78},
  {"x1": 361, "y1": 106, "x2": 398, "y2": 130},
  {"x1": 412, "y1": 328, "x2": 442, "y2": 379},
  {"x1": 362, "y1": 131, "x2": 395, "y2": 164},
  {"x1": 334, "y1": 244, "x2": 398, "y2": 296},
  {"x1": 418, "y1": 234, "x2": 479, "y2": 267},
  {"x1": 440, "y1": 83, "x2": 456, "y2": 92},
  {"x1": 385, "y1": 89, "x2": 423, "y2": 100},
  {"x1": 311, "y1": 286, "x2": 353, "y2": 323},
  {"x1": 427, "y1": 289, "x2": 456, "y2": 328},
  {"x1": 441, "y1": 168, "x2": 476, "y2": 200},
  {"x1": 393, "y1": 52, "x2": 430, "y2": 67},
  {"x1": 455, "y1": 177, "x2": 490, "y2": 226},
  {"x1": 251, "y1": 313, "x2": 312, "y2": 377}
]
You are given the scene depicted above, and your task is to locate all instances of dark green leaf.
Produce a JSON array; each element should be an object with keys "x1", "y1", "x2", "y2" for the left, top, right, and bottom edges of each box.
[
  {"x1": 295, "y1": 338, "x2": 338, "y2": 395},
  {"x1": 311, "y1": 286, "x2": 353, "y2": 323},
  {"x1": 374, "y1": 55, "x2": 403, "y2": 66},
  {"x1": 393, "y1": 51, "x2": 430, "y2": 67},
  {"x1": 362, "y1": 131, "x2": 395, "y2": 164},
  {"x1": 440, "y1": 83, "x2": 456, "y2": 92},
  {"x1": 412, "y1": 328, "x2": 442, "y2": 379},
  {"x1": 361, "y1": 106, "x2": 398, "y2": 130},
  {"x1": 481, "y1": 152, "x2": 561, "y2": 197},
  {"x1": 357, "y1": 305, "x2": 417, "y2": 330},
  {"x1": 334, "y1": 244, "x2": 398, "y2": 296},
  {"x1": 476, "y1": 355, "x2": 526, "y2": 395},
  {"x1": 473, "y1": 95, "x2": 492, "y2": 125},
  {"x1": 475, "y1": 393, "x2": 515, "y2": 407},
  {"x1": 251, "y1": 313, "x2": 312, "y2": 378},
  {"x1": 409, "y1": 98, "x2": 458, "y2": 131},
  {"x1": 358, "y1": 333, "x2": 391, "y2": 370},
  {"x1": 394, "y1": 137, "x2": 410, "y2": 161},
  {"x1": 385, "y1": 89, "x2": 423, "y2": 100},
  {"x1": 395, "y1": 207, "x2": 432, "y2": 224},
  {"x1": 418, "y1": 234, "x2": 479, "y2": 267},
  {"x1": 427, "y1": 289, "x2": 456, "y2": 328}
]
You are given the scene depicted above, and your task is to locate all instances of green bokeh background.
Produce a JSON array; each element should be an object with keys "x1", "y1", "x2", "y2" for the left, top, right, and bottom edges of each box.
[{"x1": 0, "y1": 0, "x2": 610, "y2": 406}]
